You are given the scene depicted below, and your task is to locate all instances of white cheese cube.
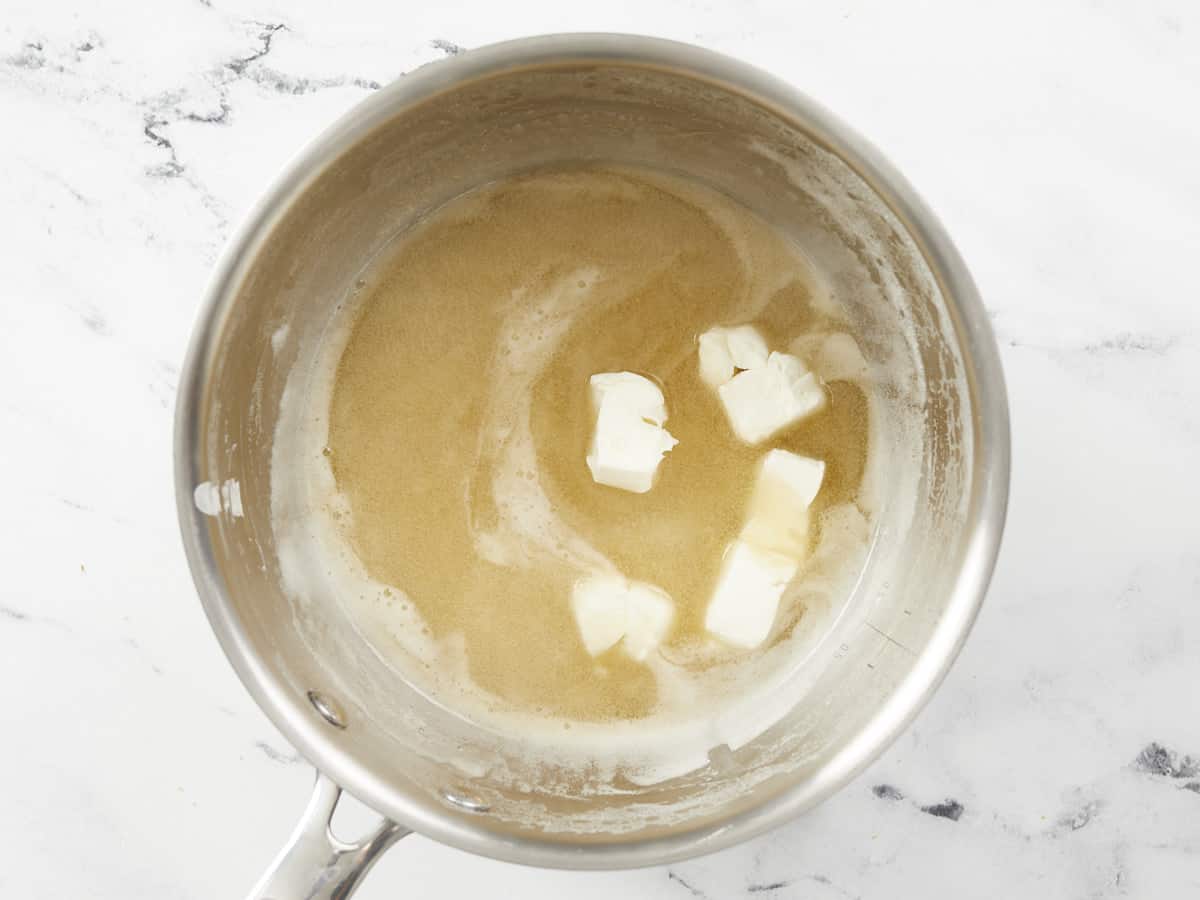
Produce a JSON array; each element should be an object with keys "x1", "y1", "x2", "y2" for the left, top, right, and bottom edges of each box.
[
  {"x1": 705, "y1": 541, "x2": 799, "y2": 649},
  {"x1": 698, "y1": 331, "x2": 736, "y2": 389},
  {"x1": 717, "y1": 366, "x2": 785, "y2": 444},
  {"x1": 571, "y1": 575, "x2": 675, "y2": 660},
  {"x1": 742, "y1": 450, "x2": 825, "y2": 558},
  {"x1": 697, "y1": 325, "x2": 769, "y2": 388},
  {"x1": 589, "y1": 371, "x2": 668, "y2": 426},
  {"x1": 717, "y1": 351, "x2": 826, "y2": 444},
  {"x1": 623, "y1": 582, "x2": 676, "y2": 661},
  {"x1": 725, "y1": 325, "x2": 771, "y2": 371},
  {"x1": 586, "y1": 372, "x2": 677, "y2": 493},
  {"x1": 586, "y1": 405, "x2": 678, "y2": 493},
  {"x1": 754, "y1": 448, "x2": 825, "y2": 511},
  {"x1": 571, "y1": 575, "x2": 629, "y2": 657}
]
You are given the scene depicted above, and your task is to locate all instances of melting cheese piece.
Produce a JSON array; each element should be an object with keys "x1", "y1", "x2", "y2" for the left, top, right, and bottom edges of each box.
[
  {"x1": 717, "y1": 351, "x2": 826, "y2": 445},
  {"x1": 571, "y1": 575, "x2": 628, "y2": 657},
  {"x1": 705, "y1": 542, "x2": 798, "y2": 649},
  {"x1": 706, "y1": 449, "x2": 826, "y2": 649},
  {"x1": 698, "y1": 325, "x2": 771, "y2": 387},
  {"x1": 697, "y1": 326, "x2": 826, "y2": 445},
  {"x1": 623, "y1": 586, "x2": 676, "y2": 661},
  {"x1": 571, "y1": 574, "x2": 675, "y2": 661},
  {"x1": 586, "y1": 372, "x2": 678, "y2": 494},
  {"x1": 741, "y1": 450, "x2": 825, "y2": 558}
]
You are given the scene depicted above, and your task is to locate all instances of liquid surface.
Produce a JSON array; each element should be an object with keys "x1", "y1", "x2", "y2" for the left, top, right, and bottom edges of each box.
[{"x1": 294, "y1": 167, "x2": 872, "y2": 732}]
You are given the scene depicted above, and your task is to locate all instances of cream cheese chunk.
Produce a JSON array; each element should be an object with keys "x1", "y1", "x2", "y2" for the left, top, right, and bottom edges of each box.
[
  {"x1": 704, "y1": 541, "x2": 799, "y2": 649},
  {"x1": 717, "y1": 351, "x2": 826, "y2": 445},
  {"x1": 706, "y1": 449, "x2": 826, "y2": 649},
  {"x1": 586, "y1": 372, "x2": 678, "y2": 493},
  {"x1": 623, "y1": 585, "x2": 676, "y2": 661},
  {"x1": 698, "y1": 324, "x2": 771, "y2": 387},
  {"x1": 571, "y1": 574, "x2": 675, "y2": 661},
  {"x1": 741, "y1": 449, "x2": 825, "y2": 558}
]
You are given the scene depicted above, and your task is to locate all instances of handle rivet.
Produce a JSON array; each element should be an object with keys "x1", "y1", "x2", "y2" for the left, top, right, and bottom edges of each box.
[
  {"x1": 441, "y1": 788, "x2": 490, "y2": 813},
  {"x1": 307, "y1": 690, "x2": 347, "y2": 729}
]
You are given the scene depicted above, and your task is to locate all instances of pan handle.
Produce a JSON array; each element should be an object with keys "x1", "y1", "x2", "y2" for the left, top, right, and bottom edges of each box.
[{"x1": 246, "y1": 771, "x2": 409, "y2": 900}]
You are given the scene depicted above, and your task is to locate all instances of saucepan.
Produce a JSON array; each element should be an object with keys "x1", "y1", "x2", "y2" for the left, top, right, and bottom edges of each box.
[{"x1": 174, "y1": 34, "x2": 1009, "y2": 898}]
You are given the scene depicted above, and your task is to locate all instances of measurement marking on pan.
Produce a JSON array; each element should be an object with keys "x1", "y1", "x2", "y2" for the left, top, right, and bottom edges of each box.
[{"x1": 865, "y1": 621, "x2": 917, "y2": 656}]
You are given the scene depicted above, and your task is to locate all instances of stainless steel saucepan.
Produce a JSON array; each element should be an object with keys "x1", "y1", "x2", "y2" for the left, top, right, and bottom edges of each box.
[{"x1": 175, "y1": 34, "x2": 1009, "y2": 898}]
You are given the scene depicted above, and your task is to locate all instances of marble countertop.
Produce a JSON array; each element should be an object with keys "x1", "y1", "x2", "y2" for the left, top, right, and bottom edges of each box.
[{"x1": 3, "y1": 0, "x2": 1198, "y2": 897}]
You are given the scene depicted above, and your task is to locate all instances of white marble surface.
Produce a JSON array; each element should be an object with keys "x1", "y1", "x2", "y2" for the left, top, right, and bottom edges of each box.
[{"x1": 3, "y1": 0, "x2": 1199, "y2": 896}]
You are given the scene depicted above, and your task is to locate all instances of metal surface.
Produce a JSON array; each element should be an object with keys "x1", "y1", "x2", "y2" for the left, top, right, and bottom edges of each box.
[
  {"x1": 245, "y1": 773, "x2": 408, "y2": 900},
  {"x1": 175, "y1": 32, "x2": 1010, "y2": 893}
]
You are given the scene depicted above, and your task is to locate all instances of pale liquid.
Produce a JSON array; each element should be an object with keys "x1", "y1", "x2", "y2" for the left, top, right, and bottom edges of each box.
[{"x1": 323, "y1": 166, "x2": 870, "y2": 725}]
